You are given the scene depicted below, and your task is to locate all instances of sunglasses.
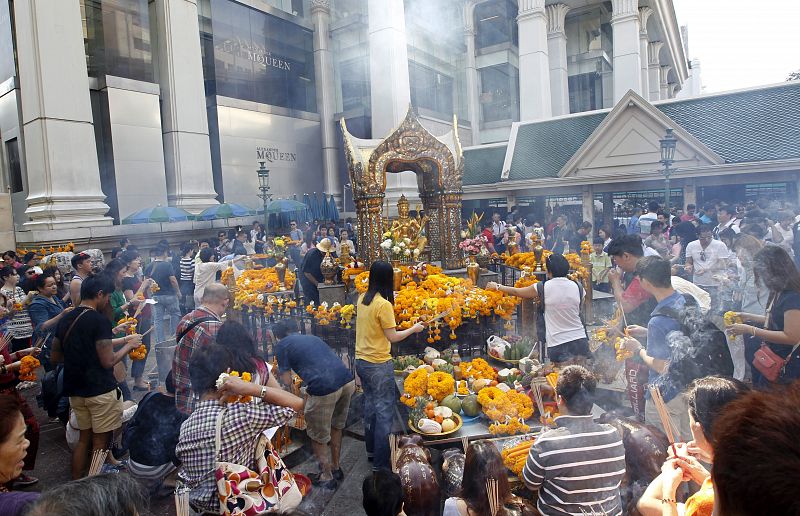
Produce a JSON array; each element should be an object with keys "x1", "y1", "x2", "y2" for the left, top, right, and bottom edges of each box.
[{"x1": 700, "y1": 251, "x2": 706, "y2": 262}]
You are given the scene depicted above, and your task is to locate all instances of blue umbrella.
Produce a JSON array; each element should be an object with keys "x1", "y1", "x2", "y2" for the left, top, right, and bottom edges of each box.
[
  {"x1": 257, "y1": 199, "x2": 308, "y2": 214},
  {"x1": 122, "y1": 205, "x2": 194, "y2": 224},
  {"x1": 328, "y1": 195, "x2": 339, "y2": 222},
  {"x1": 319, "y1": 192, "x2": 329, "y2": 220},
  {"x1": 196, "y1": 202, "x2": 253, "y2": 221},
  {"x1": 303, "y1": 193, "x2": 312, "y2": 221},
  {"x1": 311, "y1": 192, "x2": 321, "y2": 220}
]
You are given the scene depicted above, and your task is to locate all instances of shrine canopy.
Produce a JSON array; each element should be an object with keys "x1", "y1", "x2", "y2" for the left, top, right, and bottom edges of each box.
[{"x1": 341, "y1": 106, "x2": 465, "y2": 270}]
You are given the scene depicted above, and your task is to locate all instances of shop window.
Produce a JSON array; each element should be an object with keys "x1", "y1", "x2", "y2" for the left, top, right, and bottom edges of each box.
[
  {"x1": 5, "y1": 139, "x2": 22, "y2": 193},
  {"x1": 569, "y1": 72, "x2": 603, "y2": 114}
]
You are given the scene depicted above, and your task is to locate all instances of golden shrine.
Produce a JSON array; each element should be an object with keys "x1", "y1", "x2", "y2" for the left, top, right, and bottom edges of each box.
[{"x1": 341, "y1": 106, "x2": 465, "y2": 270}]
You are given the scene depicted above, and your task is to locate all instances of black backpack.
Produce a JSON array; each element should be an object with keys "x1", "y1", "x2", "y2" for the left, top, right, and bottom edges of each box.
[{"x1": 652, "y1": 294, "x2": 734, "y2": 388}]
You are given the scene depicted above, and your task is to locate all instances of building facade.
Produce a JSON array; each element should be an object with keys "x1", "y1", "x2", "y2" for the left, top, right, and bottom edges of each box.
[{"x1": 0, "y1": 0, "x2": 719, "y2": 250}]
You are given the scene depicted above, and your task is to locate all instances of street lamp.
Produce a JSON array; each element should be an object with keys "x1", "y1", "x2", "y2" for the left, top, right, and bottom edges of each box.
[
  {"x1": 256, "y1": 161, "x2": 271, "y2": 228},
  {"x1": 659, "y1": 128, "x2": 677, "y2": 213}
]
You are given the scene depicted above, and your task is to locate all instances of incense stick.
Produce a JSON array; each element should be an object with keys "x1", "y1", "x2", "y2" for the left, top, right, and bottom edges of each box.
[
  {"x1": 139, "y1": 326, "x2": 154, "y2": 338},
  {"x1": 648, "y1": 385, "x2": 678, "y2": 456},
  {"x1": 174, "y1": 484, "x2": 191, "y2": 516},
  {"x1": 486, "y1": 478, "x2": 500, "y2": 516},
  {"x1": 461, "y1": 436, "x2": 469, "y2": 454},
  {"x1": 88, "y1": 449, "x2": 108, "y2": 476},
  {"x1": 389, "y1": 434, "x2": 398, "y2": 473}
]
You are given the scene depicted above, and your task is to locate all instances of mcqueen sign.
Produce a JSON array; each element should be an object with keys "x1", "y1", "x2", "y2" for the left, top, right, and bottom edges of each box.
[
  {"x1": 257, "y1": 147, "x2": 297, "y2": 163},
  {"x1": 217, "y1": 39, "x2": 292, "y2": 71}
]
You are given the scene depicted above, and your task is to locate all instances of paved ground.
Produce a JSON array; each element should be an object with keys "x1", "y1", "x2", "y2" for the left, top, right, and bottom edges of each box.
[{"x1": 14, "y1": 365, "x2": 372, "y2": 516}]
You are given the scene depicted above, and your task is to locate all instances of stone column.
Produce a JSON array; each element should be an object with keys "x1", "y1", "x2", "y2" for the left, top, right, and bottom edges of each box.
[
  {"x1": 517, "y1": 0, "x2": 551, "y2": 120},
  {"x1": 311, "y1": 0, "x2": 341, "y2": 206},
  {"x1": 638, "y1": 7, "x2": 653, "y2": 101},
  {"x1": 151, "y1": 0, "x2": 218, "y2": 213},
  {"x1": 582, "y1": 185, "x2": 594, "y2": 228},
  {"x1": 14, "y1": 0, "x2": 112, "y2": 228},
  {"x1": 367, "y1": 0, "x2": 416, "y2": 203},
  {"x1": 464, "y1": 1, "x2": 481, "y2": 143},
  {"x1": 648, "y1": 41, "x2": 664, "y2": 101},
  {"x1": 610, "y1": 0, "x2": 642, "y2": 103},
  {"x1": 546, "y1": 4, "x2": 571, "y2": 116},
  {"x1": 660, "y1": 65, "x2": 672, "y2": 100}
]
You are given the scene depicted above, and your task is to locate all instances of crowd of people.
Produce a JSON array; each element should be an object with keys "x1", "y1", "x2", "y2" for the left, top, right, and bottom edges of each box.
[{"x1": 1, "y1": 195, "x2": 800, "y2": 515}]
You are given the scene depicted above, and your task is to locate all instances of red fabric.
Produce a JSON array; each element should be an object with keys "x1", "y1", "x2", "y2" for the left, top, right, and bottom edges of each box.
[
  {"x1": 621, "y1": 277, "x2": 652, "y2": 312},
  {"x1": 481, "y1": 228, "x2": 494, "y2": 244}
]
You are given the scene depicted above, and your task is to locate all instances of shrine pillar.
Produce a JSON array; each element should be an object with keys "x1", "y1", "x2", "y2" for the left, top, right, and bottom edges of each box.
[{"x1": 356, "y1": 193, "x2": 385, "y2": 268}]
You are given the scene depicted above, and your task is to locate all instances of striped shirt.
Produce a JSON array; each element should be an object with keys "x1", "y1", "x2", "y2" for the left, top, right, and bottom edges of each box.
[
  {"x1": 179, "y1": 257, "x2": 195, "y2": 282},
  {"x1": 1, "y1": 287, "x2": 33, "y2": 339},
  {"x1": 523, "y1": 415, "x2": 626, "y2": 516}
]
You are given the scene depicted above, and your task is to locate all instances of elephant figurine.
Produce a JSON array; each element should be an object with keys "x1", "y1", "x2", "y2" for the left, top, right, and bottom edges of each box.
[{"x1": 396, "y1": 435, "x2": 441, "y2": 516}]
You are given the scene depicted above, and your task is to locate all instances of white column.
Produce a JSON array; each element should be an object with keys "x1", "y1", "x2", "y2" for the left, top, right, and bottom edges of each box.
[
  {"x1": 311, "y1": 0, "x2": 340, "y2": 205},
  {"x1": 152, "y1": 0, "x2": 218, "y2": 213},
  {"x1": 367, "y1": 0, "x2": 416, "y2": 204},
  {"x1": 546, "y1": 4, "x2": 571, "y2": 116},
  {"x1": 638, "y1": 7, "x2": 653, "y2": 101},
  {"x1": 464, "y1": 1, "x2": 481, "y2": 143},
  {"x1": 610, "y1": 0, "x2": 642, "y2": 103},
  {"x1": 14, "y1": 0, "x2": 112, "y2": 228},
  {"x1": 648, "y1": 41, "x2": 664, "y2": 101},
  {"x1": 660, "y1": 65, "x2": 672, "y2": 100},
  {"x1": 517, "y1": 0, "x2": 551, "y2": 120},
  {"x1": 368, "y1": 0, "x2": 411, "y2": 137}
]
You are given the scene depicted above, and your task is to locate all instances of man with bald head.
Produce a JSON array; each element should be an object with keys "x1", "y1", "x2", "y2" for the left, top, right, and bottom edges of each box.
[{"x1": 172, "y1": 283, "x2": 230, "y2": 415}]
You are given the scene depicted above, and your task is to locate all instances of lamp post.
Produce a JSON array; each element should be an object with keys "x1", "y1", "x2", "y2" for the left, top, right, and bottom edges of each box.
[
  {"x1": 256, "y1": 161, "x2": 271, "y2": 228},
  {"x1": 659, "y1": 128, "x2": 677, "y2": 214}
]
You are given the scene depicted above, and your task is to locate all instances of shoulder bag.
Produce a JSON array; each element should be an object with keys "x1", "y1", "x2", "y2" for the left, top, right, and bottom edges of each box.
[
  {"x1": 213, "y1": 408, "x2": 302, "y2": 515},
  {"x1": 752, "y1": 296, "x2": 800, "y2": 382}
]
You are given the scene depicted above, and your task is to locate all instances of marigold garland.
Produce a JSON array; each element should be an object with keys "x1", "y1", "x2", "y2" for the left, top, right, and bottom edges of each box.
[
  {"x1": 231, "y1": 267, "x2": 297, "y2": 310},
  {"x1": 477, "y1": 386, "x2": 534, "y2": 435},
  {"x1": 403, "y1": 368, "x2": 429, "y2": 401},
  {"x1": 426, "y1": 371, "x2": 455, "y2": 402},
  {"x1": 459, "y1": 358, "x2": 496, "y2": 381},
  {"x1": 128, "y1": 344, "x2": 147, "y2": 360},
  {"x1": 18, "y1": 355, "x2": 40, "y2": 382}
]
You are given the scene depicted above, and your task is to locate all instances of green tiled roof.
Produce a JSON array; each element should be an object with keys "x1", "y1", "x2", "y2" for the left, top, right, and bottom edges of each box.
[
  {"x1": 656, "y1": 82, "x2": 800, "y2": 163},
  {"x1": 463, "y1": 82, "x2": 800, "y2": 185},
  {"x1": 508, "y1": 112, "x2": 608, "y2": 181},
  {"x1": 463, "y1": 145, "x2": 506, "y2": 185}
]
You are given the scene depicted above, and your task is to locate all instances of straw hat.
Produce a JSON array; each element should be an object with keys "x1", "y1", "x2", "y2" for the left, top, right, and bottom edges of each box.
[{"x1": 316, "y1": 238, "x2": 333, "y2": 253}]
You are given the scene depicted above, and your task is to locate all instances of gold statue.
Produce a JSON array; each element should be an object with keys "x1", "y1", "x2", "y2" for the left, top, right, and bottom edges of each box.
[{"x1": 388, "y1": 195, "x2": 428, "y2": 252}]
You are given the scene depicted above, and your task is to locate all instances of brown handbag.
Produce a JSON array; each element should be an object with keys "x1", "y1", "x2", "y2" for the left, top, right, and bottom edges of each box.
[{"x1": 753, "y1": 342, "x2": 800, "y2": 383}]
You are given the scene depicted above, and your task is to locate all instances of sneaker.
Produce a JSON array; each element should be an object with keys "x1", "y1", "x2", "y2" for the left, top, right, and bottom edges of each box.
[
  {"x1": 311, "y1": 476, "x2": 338, "y2": 490},
  {"x1": 13, "y1": 474, "x2": 38, "y2": 487},
  {"x1": 333, "y1": 468, "x2": 344, "y2": 482}
]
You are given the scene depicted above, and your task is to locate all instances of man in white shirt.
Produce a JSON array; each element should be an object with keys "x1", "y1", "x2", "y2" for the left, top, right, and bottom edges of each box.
[
  {"x1": 193, "y1": 248, "x2": 244, "y2": 307},
  {"x1": 685, "y1": 225, "x2": 730, "y2": 314},
  {"x1": 713, "y1": 204, "x2": 740, "y2": 239},
  {"x1": 638, "y1": 201, "x2": 660, "y2": 237}
]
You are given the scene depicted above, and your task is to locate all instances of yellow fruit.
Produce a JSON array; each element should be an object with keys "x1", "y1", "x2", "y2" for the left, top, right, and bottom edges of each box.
[{"x1": 441, "y1": 418, "x2": 456, "y2": 432}]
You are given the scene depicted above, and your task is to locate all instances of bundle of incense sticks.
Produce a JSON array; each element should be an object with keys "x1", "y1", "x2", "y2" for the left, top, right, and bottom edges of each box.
[
  {"x1": 648, "y1": 385, "x2": 678, "y2": 456},
  {"x1": 486, "y1": 478, "x2": 500, "y2": 516},
  {"x1": 389, "y1": 434, "x2": 399, "y2": 473},
  {"x1": 461, "y1": 436, "x2": 469, "y2": 454},
  {"x1": 531, "y1": 378, "x2": 546, "y2": 418},
  {"x1": 174, "y1": 484, "x2": 190, "y2": 516},
  {"x1": 88, "y1": 449, "x2": 108, "y2": 476}
]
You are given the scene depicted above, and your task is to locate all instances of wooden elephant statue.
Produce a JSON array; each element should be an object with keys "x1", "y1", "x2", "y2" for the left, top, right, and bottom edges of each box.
[{"x1": 396, "y1": 435, "x2": 441, "y2": 516}]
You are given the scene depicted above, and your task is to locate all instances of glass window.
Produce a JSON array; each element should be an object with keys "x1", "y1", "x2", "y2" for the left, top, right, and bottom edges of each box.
[
  {"x1": 479, "y1": 64, "x2": 519, "y2": 123},
  {"x1": 340, "y1": 57, "x2": 370, "y2": 112},
  {"x1": 474, "y1": 0, "x2": 518, "y2": 50},
  {"x1": 569, "y1": 72, "x2": 603, "y2": 113},
  {"x1": 408, "y1": 61, "x2": 454, "y2": 118},
  {"x1": 203, "y1": 0, "x2": 317, "y2": 112},
  {"x1": 5, "y1": 139, "x2": 22, "y2": 194},
  {"x1": 81, "y1": 0, "x2": 153, "y2": 82}
]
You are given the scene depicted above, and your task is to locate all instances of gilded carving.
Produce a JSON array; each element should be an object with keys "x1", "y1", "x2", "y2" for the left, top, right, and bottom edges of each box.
[{"x1": 341, "y1": 107, "x2": 464, "y2": 270}]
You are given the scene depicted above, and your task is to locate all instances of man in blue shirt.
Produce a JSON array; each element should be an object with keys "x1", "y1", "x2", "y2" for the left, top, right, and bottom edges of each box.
[
  {"x1": 273, "y1": 319, "x2": 354, "y2": 489},
  {"x1": 620, "y1": 256, "x2": 691, "y2": 441}
]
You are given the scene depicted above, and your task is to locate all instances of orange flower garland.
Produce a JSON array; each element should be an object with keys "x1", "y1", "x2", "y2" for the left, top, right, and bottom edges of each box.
[
  {"x1": 459, "y1": 358, "x2": 496, "y2": 381},
  {"x1": 232, "y1": 268, "x2": 297, "y2": 309},
  {"x1": 18, "y1": 355, "x2": 40, "y2": 381},
  {"x1": 426, "y1": 371, "x2": 455, "y2": 402},
  {"x1": 128, "y1": 344, "x2": 147, "y2": 360}
]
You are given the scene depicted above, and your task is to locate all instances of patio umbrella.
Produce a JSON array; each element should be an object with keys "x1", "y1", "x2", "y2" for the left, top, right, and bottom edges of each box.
[
  {"x1": 303, "y1": 193, "x2": 312, "y2": 220},
  {"x1": 259, "y1": 198, "x2": 308, "y2": 214},
  {"x1": 196, "y1": 202, "x2": 253, "y2": 221},
  {"x1": 328, "y1": 195, "x2": 340, "y2": 222},
  {"x1": 311, "y1": 192, "x2": 321, "y2": 220},
  {"x1": 121, "y1": 205, "x2": 194, "y2": 224}
]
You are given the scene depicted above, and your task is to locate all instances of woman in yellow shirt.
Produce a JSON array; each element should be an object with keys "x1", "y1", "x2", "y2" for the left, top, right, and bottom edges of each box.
[
  {"x1": 355, "y1": 261, "x2": 424, "y2": 471},
  {"x1": 636, "y1": 376, "x2": 750, "y2": 516}
]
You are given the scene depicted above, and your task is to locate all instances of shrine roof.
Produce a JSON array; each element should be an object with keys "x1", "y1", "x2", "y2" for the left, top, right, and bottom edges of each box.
[
  {"x1": 463, "y1": 144, "x2": 506, "y2": 185},
  {"x1": 463, "y1": 81, "x2": 800, "y2": 184}
]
